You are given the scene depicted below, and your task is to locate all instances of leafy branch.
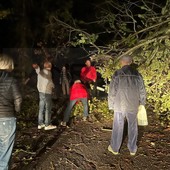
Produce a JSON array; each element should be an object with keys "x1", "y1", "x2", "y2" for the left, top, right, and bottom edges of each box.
[{"x1": 48, "y1": 16, "x2": 101, "y2": 51}]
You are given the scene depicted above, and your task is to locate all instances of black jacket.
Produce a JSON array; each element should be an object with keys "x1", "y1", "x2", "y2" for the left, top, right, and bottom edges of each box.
[
  {"x1": 0, "y1": 70, "x2": 22, "y2": 118},
  {"x1": 108, "y1": 65, "x2": 146, "y2": 113}
]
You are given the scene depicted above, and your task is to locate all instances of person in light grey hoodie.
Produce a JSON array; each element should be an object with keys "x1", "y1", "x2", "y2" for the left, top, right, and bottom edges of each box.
[{"x1": 33, "y1": 61, "x2": 56, "y2": 130}]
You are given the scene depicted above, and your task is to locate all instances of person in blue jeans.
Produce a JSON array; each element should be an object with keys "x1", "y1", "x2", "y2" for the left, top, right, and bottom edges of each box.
[
  {"x1": 108, "y1": 55, "x2": 146, "y2": 156},
  {"x1": 60, "y1": 80, "x2": 89, "y2": 126},
  {"x1": 0, "y1": 55, "x2": 22, "y2": 170},
  {"x1": 33, "y1": 61, "x2": 56, "y2": 130}
]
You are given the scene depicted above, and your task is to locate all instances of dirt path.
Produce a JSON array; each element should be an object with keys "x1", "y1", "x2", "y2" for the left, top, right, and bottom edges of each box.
[{"x1": 18, "y1": 116, "x2": 170, "y2": 170}]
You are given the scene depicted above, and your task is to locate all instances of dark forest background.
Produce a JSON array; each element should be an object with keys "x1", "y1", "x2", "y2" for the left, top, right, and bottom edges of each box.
[
  {"x1": 0, "y1": 0, "x2": 166, "y2": 48},
  {"x1": 0, "y1": 0, "x2": 170, "y2": 125}
]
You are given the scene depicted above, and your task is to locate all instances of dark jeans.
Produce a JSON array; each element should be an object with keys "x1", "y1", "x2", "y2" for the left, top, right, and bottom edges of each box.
[{"x1": 63, "y1": 98, "x2": 88, "y2": 123}]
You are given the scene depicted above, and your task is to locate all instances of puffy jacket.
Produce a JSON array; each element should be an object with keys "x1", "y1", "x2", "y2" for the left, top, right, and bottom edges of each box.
[
  {"x1": 0, "y1": 70, "x2": 22, "y2": 118},
  {"x1": 70, "y1": 83, "x2": 88, "y2": 100},
  {"x1": 80, "y1": 66, "x2": 97, "y2": 82},
  {"x1": 108, "y1": 65, "x2": 146, "y2": 113}
]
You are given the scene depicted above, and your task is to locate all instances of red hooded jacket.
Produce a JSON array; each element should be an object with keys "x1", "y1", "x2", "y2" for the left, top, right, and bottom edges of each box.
[
  {"x1": 80, "y1": 66, "x2": 97, "y2": 83},
  {"x1": 70, "y1": 83, "x2": 88, "y2": 100}
]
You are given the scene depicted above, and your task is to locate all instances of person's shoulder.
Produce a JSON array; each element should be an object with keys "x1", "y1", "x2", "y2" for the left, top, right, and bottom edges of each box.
[
  {"x1": 91, "y1": 66, "x2": 96, "y2": 70},
  {"x1": 81, "y1": 66, "x2": 86, "y2": 71},
  {"x1": 114, "y1": 69, "x2": 120, "y2": 76},
  {"x1": 6, "y1": 76, "x2": 17, "y2": 84},
  {"x1": 130, "y1": 67, "x2": 141, "y2": 76}
]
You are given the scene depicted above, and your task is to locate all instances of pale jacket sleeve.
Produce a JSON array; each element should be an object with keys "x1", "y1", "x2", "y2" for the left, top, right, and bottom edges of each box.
[{"x1": 35, "y1": 66, "x2": 40, "y2": 74}]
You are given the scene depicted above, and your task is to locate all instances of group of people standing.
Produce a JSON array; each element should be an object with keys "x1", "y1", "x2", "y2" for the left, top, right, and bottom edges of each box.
[
  {"x1": 0, "y1": 54, "x2": 146, "y2": 170},
  {"x1": 33, "y1": 58, "x2": 97, "y2": 130}
]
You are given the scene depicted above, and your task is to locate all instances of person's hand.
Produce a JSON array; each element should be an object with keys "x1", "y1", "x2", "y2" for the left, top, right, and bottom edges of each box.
[
  {"x1": 32, "y1": 63, "x2": 38, "y2": 69},
  {"x1": 109, "y1": 109, "x2": 114, "y2": 114}
]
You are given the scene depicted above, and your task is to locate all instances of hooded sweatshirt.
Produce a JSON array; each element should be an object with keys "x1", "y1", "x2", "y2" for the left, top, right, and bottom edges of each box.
[{"x1": 35, "y1": 66, "x2": 54, "y2": 94}]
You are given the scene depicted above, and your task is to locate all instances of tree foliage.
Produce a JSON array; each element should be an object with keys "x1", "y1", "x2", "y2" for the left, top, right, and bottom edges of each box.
[
  {"x1": 95, "y1": 0, "x2": 170, "y2": 125},
  {"x1": 51, "y1": 0, "x2": 170, "y2": 125}
]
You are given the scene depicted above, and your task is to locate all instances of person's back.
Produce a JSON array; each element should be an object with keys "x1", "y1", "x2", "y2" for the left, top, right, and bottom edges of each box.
[
  {"x1": 0, "y1": 55, "x2": 22, "y2": 169},
  {"x1": 113, "y1": 65, "x2": 144, "y2": 113},
  {"x1": 60, "y1": 80, "x2": 89, "y2": 126},
  {"x1": 33, "y1": 62, "x2": 56, "y2": 130},
  {"x1": 108, "y1": 55, "x2": 146, "y2": 156},
  {"x1": 33, "y1": 62, "x2": 54, "y2": 94},
  {"x1": 0, "y1": 71, "x2": 22, "y2": 117},
  {"x1": 70, "y1": 82, "x2": 88, "y2": 100}
]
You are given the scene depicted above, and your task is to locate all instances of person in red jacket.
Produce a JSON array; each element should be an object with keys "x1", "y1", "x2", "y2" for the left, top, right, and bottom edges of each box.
[
  {"x1": 60, "y1": 80, "x2": 88, "y2": 126},
  {"x1": 80, "y1": 59, "x2": 97, "y2": 97},
  {"x1": 80, "y1": 59, "x2": 97, "y2": 83}
]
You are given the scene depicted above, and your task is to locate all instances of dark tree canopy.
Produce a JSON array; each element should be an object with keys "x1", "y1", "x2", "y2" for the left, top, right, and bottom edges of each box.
[{"x1": 1, "y1": 0, "x2": 166, "y2": 48}]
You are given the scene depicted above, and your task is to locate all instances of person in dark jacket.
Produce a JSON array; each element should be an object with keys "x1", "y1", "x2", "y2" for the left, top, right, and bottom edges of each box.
[
  {"x1": 0, "y1": 55, "x2": 22, "y2": 169},
  {"x1": 108, "y1": 55, "x2": 146, "y2": 156},
  {"x1": 60, "y1": 65, "x2": 72, "y2": 96},
  {"x1": 60, "y1": 80, "x2": 88, "y2": 126}
]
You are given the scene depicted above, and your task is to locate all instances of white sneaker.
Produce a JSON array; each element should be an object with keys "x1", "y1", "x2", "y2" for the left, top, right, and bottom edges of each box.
[
  {"x1": 60, "y1": 121, "x2": 67, "y2": 126},
  {"x1": 108, "y1": 145, "x2": 119, "y2": 155},
  {"x1": 38, "y1": 124, "x2": 45, "y2": 129},
  {"x1": 83, "y1": 117, "x2": 87, "y2": 121},
  {"x1": 130, "y1": 152, "x2": 136, "y2": 156},
  {"x1": 44, "y1": 125, "x2": 57, "y2": 130}
]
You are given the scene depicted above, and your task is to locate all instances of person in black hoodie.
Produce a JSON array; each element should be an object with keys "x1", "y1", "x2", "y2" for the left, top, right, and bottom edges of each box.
[{"x1": 0, "y1": 55, "x2": 22, "y2": 169}]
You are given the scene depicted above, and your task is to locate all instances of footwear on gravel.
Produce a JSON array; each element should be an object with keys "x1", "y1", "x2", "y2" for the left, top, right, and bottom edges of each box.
[
  {"x1": 108, "y1": 145, "x2": 119, "y2": 155},
  {"x1": 60, "y1": 121, "x2": 67, "y2": 126},
  {"x1": 38, "y1": 124, "x2": 45, "y2": 129},
  {"x1": 44, "y1": 125, "x2": 57, "y2": 130},
  {"x1": 83, "y1": 117, "x2": 87, "y2": 121},
  {"x1": 130, "y1": 152, "x2": 136, "y2": 156}
]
